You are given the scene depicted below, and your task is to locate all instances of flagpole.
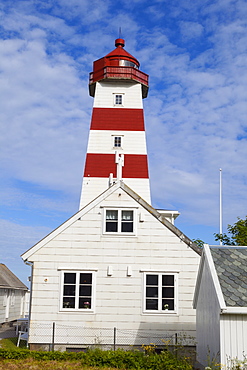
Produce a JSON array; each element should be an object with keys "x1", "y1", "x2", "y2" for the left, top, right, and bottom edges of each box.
[{"x1": 219, "y1": 168, "x2": 222, "y2": 246}]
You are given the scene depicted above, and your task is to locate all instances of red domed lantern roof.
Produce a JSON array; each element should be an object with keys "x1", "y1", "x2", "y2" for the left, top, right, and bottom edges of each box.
[
  {"x1": 104, "y1": 39, "x2": 140, "y2": 68},
  {"x1": 89, "y1": 38, "x2": 148, "y2": 98}
]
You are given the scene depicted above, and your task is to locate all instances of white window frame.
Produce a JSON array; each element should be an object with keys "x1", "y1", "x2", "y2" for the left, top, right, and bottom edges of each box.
[
  {"x1": 113, "y1": 93, "x2": 124, "y2": 106},
  {"x1": 112, "y1": 134, "x2": 124, "y2": 149},
  {"x1": 60, "y1": 271, "x2": 95, "y2": 311},
  {"x1": 113, "y1": 136, "x2": 122, "y2": 148},
  {"x1": 103, "y1": 208, "x2": 136, "y2": 235},
  {"x1": 143, "y1": 272, "x2": 178, "y2": 314}
]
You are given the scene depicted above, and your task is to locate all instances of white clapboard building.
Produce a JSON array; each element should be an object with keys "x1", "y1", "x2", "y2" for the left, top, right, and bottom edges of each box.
[
  {"x1": 194, "y1": 245, "x2": 247, "y2": 368},
  {"x1": 0, "y1": 264, "x2": 28, "y2": 324},
  {"x1": 22, "y1": 38, "x2": 201, "y2": 351}
]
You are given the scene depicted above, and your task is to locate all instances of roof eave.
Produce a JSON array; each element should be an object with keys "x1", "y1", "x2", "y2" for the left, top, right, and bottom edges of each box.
[{"x1": 221, "y1": 307, "x2": 247, "y2": 314}]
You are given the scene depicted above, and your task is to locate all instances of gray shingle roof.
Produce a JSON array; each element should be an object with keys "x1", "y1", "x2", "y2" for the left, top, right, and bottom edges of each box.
[
  {"x1": 210, "y1": 247, "x2": 247, "y2": 307},
  {"x1": 0, "y1": 264, "x2": 28, "y2": 290}
]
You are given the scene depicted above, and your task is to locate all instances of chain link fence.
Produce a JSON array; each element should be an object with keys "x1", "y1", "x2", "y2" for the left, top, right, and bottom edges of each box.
[{"x1": 28, "y1": 322, "x2": 181, "y2": 351}]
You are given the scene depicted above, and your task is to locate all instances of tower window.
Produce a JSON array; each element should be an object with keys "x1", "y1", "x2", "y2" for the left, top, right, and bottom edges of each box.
[
  {"x1": 114, "y1": 136, "x2": 122, "y2": 147},
  {"x1": 115, "y1": 94, "x2": 123, "y2": 105}
]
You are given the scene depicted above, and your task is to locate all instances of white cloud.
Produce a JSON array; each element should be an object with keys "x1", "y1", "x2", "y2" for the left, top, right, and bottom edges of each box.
[
  {"x1": 0, "y1": 218, "x2": 51, "y2": 283},
  {"x1": 0, "y1": 0, "x2": 247, "y2": 281},
  {"x1": 179, "y1": 21, "x2": 204, "y2": 40}
]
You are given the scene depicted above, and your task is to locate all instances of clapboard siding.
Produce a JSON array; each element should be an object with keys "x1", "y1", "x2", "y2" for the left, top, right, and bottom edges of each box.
[
  {"x1": 196, "y1": 256, "x2": 221, "y2": 366},
  {"x1": 28, "y1": 199, "x2": 199, "y2": 345},
  {"x1": 94, "y1": 81, "x2": 143, "y2": 109},
  {"x1": 220, "y1": 314, "x2": 247, "y2": 363}
]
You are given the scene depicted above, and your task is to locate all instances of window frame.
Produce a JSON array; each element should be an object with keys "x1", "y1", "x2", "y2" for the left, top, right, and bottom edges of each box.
[
  {"x1": 143, "y1": 272, "x2": 178, "y2": 314},
  {"x1": 113, "y1": 93, "x2": 124, "y2": 106},
  {"x1": 113, "y1": 136, "x2": 122, "y2": 148},
  {"x1": 103, "y1": 208, "x2": 136, "y2": 235},
  {"x1": 60, "y1": 271, "x2": 95, "y2": 312}
]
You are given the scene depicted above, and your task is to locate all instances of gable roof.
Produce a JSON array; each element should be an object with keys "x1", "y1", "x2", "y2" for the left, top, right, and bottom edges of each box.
[
  {"x1": 0, "y1": 264, "x2": 28, "y2": 290},
  {"x1": 193, "y1": 245, "x2": 247, "y2": 313},
  {"x1": 21, "y1": 181, "x2": 201, "y2": 261},
  {"x1": 210, "y1": 247, "x2": 247, "y2": 307}
]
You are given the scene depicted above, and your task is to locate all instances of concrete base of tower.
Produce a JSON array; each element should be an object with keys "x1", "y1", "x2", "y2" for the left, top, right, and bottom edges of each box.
[{"x1": 79, "y1": 177, "x2": 151, "y2": 209}]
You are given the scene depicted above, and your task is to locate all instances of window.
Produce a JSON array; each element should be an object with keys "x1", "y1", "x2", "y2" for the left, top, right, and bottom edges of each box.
[
  {"x1": 114, "y1": 136, "x2": 122, "y2": 148},
  {"x1": 62, "y1": 272, "x2": 94, "y2": 310},
  {"x1": 105, "y1": 209, "x2": 134, "y2": 233},
  {"x1": 114, "y1": 94, "x2": 123, "y2": 105},
  {"x1": 144, "y1": 273, "x2": 177, "y2": 313},
  {"x1": 119, "y1": 60, "x2": 138, "y2": 69}
]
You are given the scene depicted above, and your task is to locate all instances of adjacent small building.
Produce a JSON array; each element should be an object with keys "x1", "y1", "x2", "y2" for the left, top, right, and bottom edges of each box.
[
  {"x1": 193, "y1": 245, "x2": 247, "y2": 368},
  {"x1": 0, "y1": 264, "x2": 28, "y2": 324}
]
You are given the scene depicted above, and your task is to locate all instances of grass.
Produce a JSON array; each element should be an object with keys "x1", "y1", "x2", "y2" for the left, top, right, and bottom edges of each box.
[
  {"x1": 0, "y1": 339, "x2": 119, "y2": 370},
  {"x1": 0, "y1": 339, "x2": 124, "y2": 369},
  {"x1": 0, "y1": 337, "x2": 26, "y2": 350},
  {"x1": 0, "y1": 337, "x2": 193, "y2": 370},
  {"x1": 0, "y1": 359, "x2": 118, "y2": 370}
]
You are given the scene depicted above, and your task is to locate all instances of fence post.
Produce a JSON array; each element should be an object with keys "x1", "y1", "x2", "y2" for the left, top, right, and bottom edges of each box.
[
  {"x1": 51, "y1": 322, "x2": 55, "y2": 351},
  {"x1": 113, "y1": 327, "x2": 116, "y2": 351},
  {"x1": 175, "y1": 332, "x2": 178, "y2": 345}
]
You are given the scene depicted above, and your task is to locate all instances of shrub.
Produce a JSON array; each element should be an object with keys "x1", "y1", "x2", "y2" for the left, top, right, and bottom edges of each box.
[{"x1": 0, "y1": 347, "x2": 193, "y2": 369}]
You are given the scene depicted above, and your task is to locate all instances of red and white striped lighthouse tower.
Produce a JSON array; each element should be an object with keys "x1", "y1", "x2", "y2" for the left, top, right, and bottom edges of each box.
[{"x1": 80, "y1": 38, "x2": 150, "y2": 208}]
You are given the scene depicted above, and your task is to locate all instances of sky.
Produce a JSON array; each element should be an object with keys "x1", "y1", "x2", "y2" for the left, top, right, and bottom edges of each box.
[{"x1": 0, "y1": 0, "x2": 247, "y2": 285}]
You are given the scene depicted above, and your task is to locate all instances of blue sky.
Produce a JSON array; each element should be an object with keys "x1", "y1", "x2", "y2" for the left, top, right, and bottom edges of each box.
[{"x1": 1, "y1": 0, "x2": 247, "y2": 284}]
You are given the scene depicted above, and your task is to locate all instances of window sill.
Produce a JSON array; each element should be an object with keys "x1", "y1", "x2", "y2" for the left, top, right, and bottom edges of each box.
[
  {"x1": 102, "y1": 232, "x2": 136, "y2": 237},
  {"x1": 59, "y1": 309, "x2": 95, "y2": 313},
  {"x1": 142, "y1": 311, "x2": 178, "y2": 316}
]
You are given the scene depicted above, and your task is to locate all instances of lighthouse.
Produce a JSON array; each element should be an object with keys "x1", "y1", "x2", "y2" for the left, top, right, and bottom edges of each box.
[
  {"x1": 22, "y1": 37, "x2": 201, "y2": 351},
  {"x1": 80, "y1": 38, "x2": 151, "y2": 208}
]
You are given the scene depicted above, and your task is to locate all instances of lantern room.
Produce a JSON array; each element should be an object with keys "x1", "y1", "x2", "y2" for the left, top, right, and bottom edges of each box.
[{"x1": 89, "y1": 38, "x2": 149, "y2": 98}]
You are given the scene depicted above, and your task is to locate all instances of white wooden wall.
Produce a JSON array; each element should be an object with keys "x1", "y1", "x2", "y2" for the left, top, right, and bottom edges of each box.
[
  {"x1": 28, "y1": 190, "x2": 200, "y2": 346},
  {"x1": 86, "y1": 131, "x2": 147, "y2": 154},
  {"x1": 196, "y1": 257, "x2": 221, "y2": 367},
  {"x1": 8, "y1": 290, "x2": 25, "y2": 321},
  {"x1": 80, "y1": 178, "x2": 151, "y2": 209},
  {"x1": 220, "y1": 314, "x2": 247, "y2": 365},
  {"x1": 0, "y1": 289, "x2": 27, "y2": 323},
  {"x1": 93, "y1": 81, "x2": 143, "y2": 108},
  {"x1": 0, "y1": 289, "x2": 6, "y2": 323}
]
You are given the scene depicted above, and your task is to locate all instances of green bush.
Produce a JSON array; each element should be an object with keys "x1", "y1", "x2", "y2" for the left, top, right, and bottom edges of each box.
[{"x1": 0, "y1": 347, "x2": 192, "y2": 369}]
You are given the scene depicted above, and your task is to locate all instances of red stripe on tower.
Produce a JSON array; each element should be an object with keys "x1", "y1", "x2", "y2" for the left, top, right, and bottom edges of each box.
[
  {"x1": 84, "y1": 154, "x2": 149, "y2": 178},
  {"x1": 90, "y1": 108, "x2": 145, "y2": 131}
]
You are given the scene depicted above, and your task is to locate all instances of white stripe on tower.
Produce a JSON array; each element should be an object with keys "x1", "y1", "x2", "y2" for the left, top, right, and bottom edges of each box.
[{"x1": 79, "y1": 39, "x2": 150, "y2": 208}]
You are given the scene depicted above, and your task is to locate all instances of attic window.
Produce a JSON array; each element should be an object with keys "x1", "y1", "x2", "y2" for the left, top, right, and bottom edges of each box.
[{"x1": 104, "y1": 209, "x2": 135, "y2": 234}]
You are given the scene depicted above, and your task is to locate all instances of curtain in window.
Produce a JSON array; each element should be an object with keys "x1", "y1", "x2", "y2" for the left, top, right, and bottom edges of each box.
[
  {"x1": 106, "y1": 210, "x2": 118, "y2": 220},
  {"x1": 122, "y1": 211, "x2": 133, "y2": 220}
]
